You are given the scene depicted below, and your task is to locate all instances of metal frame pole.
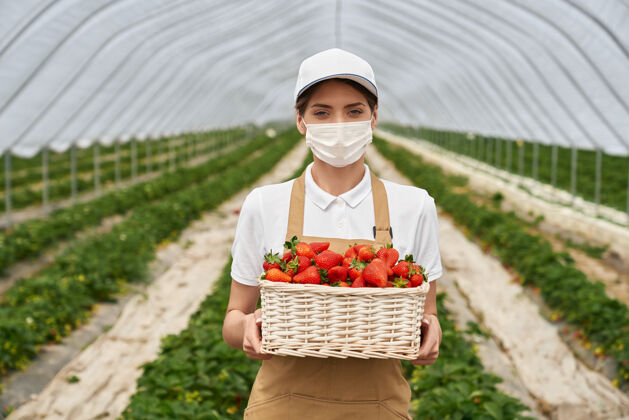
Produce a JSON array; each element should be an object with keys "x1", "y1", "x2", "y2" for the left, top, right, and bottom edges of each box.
[
  {"x1": 159, "y1": 140, "x2": 165, "y2": 173},
  {"x1": 146, "y1": 140, "x2": 152, "y2": 174},
  {"x1": 71, "y1": 143, "x2": 77, "y2": 204},
  {"x1": 595, "y1": 148, "x2": 601, "y2": 215},
  {"x1": 169, "y1": 138, "x2": 175, "y2": 171},
  {"x1": 518, "y1": 140, "x2": 524, "y2": 178},
  {"x1": 115, "y1": 140, "x2": 121, "y2": 186},
  {"x1": 570, "y1": 146, "x2": 578, "y2": 204},
  {"x1": 4, "y1": 151, "x2": 12, "y2": 228},
  {"x1": 506, "y1": 139, "x2": 512, "y2": 173},
  {"x1": 532, "y1": 142, "x2": 539, "y2": 180},
  {"x1": 131, "y1": 139, "x2": 138, "y2": 181},
  {"x1": 551, "y1": 144, "x2": 558, "y2": 199},
  {"x1": 42, "y1": 147, "x2": 49, "y2": 212},
  {"x1": 94, "y1": 143, "x2": 100, "y2": 196}
]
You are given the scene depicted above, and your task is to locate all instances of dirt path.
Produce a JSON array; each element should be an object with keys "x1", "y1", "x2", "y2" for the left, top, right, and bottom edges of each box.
[
  {"x1": 366, "y1": 144, "x2": 629, "y2": 419},
  {"x1": 6, "y1": 141, "x2": 309, "y2": 420}
]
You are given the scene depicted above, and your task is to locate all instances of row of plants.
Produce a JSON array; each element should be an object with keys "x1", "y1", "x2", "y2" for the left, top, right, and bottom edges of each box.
[
  {"x1": 0, "y1": 129, "x2": 263, "y2": 274},
  {"x1": 120, "y1": 150, "x2": 530, "y2": 419},
  {"x1": 0, "y1": 127, "x2": 250, "y2": 175},
  {"x1": 373, "y1": 135, "x2": 629, "y2": 388},
  {"x1": 0, "y1": 129, "x2": 302, "y2": 379},
  {"x1": 380, "y1": 123, "x2": 629, "y2": 213},
  {"x1": 0, "y1": 131, "x2": 250, "y2": 210},
  {"x1": 0, "y1": 135, "x2": 195, "y2": 190}
]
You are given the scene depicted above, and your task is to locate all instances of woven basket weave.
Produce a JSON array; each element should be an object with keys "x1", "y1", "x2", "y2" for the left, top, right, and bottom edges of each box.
[{"x1": 259, "y1": 279, "x2": 430, "y2": 359}]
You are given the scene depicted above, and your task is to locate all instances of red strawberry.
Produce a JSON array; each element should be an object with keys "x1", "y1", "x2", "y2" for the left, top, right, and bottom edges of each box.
[
  {"x1": 386, "y1": 280, "x2": 394, "y2": 288},
  {"x1": 263, "y1": 252, "x2": 282, "y2": 271},
  {"x1": 410, "y1": 274, "x2": 424, "y2": 287},
  {"x1": 376, "y1": 243, "x2": 399, "y2": 268},
  {"x1": 363, "y1": 258, "x2": 388, "y2": 287},
  {"x1": 337, "y1": 281, "x2": 350, "y2": 287},
  {"x1": 296, "y1": 242, "x2": 315, "y2": 259},
  {"x1": 309, "y1": 242, "x2": 330, "y2": 254},
  {"x1": 286, "y1": 255, "x2": 312, "y2": 276},
  {"x1": 392, "y1": 277, "x2": 411, "y2": 288},
  {"x1": 282, "y1": 250, "x2": 293, "y2": 262},
  {"x1": 265, "y1": 268, "x2": 291, "y2": 282},
  {"x1": 392, "y1": 261, "x2": 411, "y2": 279},
  {"x1": 327, "y1": 266, "x2": 348, "y2": 283},
  {"x1": 342, "y1": 257, "x2": 353, "y2": 268},
  {"x1": 314, "y1": 250, "x2": 344, "y2": 270},
  {"x1": 358, "y1": 246, "x2": 376, "y2": 262},
  {"x1": 348, "y1": 259, "x2": 366, "y2": 280},
  {"x1": 345, "y1": 245, "x2": 358, "y2": 259},
  {"x1": 293, "y1": 265, "x2": 321, "y2": 284},
  {"x1": 350, "y1": 275, "x2": 365, "y2": 288}
]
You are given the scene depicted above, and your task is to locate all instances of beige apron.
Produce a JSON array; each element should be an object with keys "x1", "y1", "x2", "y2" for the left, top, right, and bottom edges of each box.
[{"x1": 244, "y1": 170, "x2": 413, "y2": 420}]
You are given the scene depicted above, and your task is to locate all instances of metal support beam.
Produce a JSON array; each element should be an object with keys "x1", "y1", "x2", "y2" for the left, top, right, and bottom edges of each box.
[
  {"x1": 570, "y1": 146, "x2": 578, "y2": 204},
  {"x1": 94, "y1": 143, "x2": 100, "y2": 196},
  {"x1": 532, "y1": 142, "x2": 539, "y2": 180},
  {"x1": 115, "y1": 140, "x2": 121, "y2": 186},
  {"x1": 42, "y1": 147, "x2": 49, "y2": 213},
  {"x1": 551, "y1": 144, "x2": 558, "y2": 199},
  {"x1": 71, "y1": 143, "x2": 77, "y2": 204},
  {"x1": 146, "y1": 140, "x2": 152, "y2": 174},
  {"x1": 131, "y1": 139, "x2": 138, "y2": 181},
  {"x1": 4, "y1": 151, "x2": 12, "y2": 228},
  {"x1": 595, "y1": 148, "x2": 601, "y2": 215}
]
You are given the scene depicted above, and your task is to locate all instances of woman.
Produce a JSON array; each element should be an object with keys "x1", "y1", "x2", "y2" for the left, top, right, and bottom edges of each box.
[{"x1": 222, "y1": 48, "x2": 443, "y2": 419}]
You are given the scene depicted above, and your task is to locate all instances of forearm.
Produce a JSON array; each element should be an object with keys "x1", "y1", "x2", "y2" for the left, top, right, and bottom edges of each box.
[{"x1": 222, "y1": 309, "x2": 248, "y2": 350}]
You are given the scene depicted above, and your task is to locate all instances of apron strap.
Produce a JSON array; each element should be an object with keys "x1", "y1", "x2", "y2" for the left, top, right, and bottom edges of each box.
[{"x1": 285, "y1": 166, "x2": 392, "y2": 244}]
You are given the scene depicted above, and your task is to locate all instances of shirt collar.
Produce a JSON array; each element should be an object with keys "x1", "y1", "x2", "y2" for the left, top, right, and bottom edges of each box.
[{"x1": 304, "y1": 162, "x2": 372, "y2": 210}]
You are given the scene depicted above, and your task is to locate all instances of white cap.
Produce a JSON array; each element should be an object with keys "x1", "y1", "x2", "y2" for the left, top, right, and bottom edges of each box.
[{"x1": 294, "y1": 48, "x2": 378, "y2": 102}]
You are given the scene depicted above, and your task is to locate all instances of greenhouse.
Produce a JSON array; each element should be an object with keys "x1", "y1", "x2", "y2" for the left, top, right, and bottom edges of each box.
[{"x1": 1, "y1": 1, "x2": 628, "y2": 419}]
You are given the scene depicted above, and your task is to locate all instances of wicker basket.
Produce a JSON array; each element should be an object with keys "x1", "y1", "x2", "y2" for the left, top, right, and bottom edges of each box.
[{"x1": 258, "y1": 279, "x2": 430, "y2": 359}]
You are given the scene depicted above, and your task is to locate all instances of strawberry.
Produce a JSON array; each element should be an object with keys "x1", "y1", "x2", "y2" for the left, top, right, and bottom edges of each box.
[
  {"x1": 348, "y1": 259, "x2": 366, "y2": 280},
  {"x1": 284, "y1": 235, "x2": 315, "y2": 259},
  {"x1": 282, "y1": 250, "x2": 293, "y2": 263},
  {"x1": 392, "y1": 277, "x2": 411, "y2": 288},
  {"x1": 309, "y1": 242, "x2": 330, "y2": 254},
  {"x1": 327, "y1": 266, "x2": 348, "y2": 283},
  {"x1": 392, "y1": 255, "x2": 415, "y2": 279},
  {"x1": 410, "y1": 274, "x2": 424, "y2": 287},
  {"x1": 293, "y1": 265, "x2": 321, "y2": 284},
  {"x1": 314, "y1": 250, "x2": 344, "y2": 270},
  {"x1": 350, "y1": 275, "x2": 365, "y2": 288},
  {"x1": 296, "y1": 242, "x2": 315, "y2": 259},
  {"x1": 344, "y1": 245, "x2": 358, "y2": 259},
  {"x1": 358, "y1": 246, "x2": 376, "y2": 262},
  {"x1": 337, "y1": 281, "x2": 350, "y2": 287},
  {"x1": 342, "y1": 257, "x2": 353, "y2": 268},
  {"x1": 265, "y1": 268, "x2": 291, "y2": 282},
  {"x1": 363, "y1": 258, "x2": 388, "y2": 287},
  {"x1": 376, "y1": 243, "x2": 399, "y2": 268},
  {"x1": 285, "y1": 255, "x2": 312, "y2": 276},
  {"x1": 263, "y1": 251, "x2": 282, "y2": 271}
]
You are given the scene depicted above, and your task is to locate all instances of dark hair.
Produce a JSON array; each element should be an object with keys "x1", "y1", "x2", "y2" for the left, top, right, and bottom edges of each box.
[{"x1": 295, "y1": 78, "x2": 378, "y2": 116}]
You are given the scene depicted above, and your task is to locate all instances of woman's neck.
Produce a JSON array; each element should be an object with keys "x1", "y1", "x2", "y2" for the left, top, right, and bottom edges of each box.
[{"x1": 310, "y1": 156, "x2": 366, "y2": 196}]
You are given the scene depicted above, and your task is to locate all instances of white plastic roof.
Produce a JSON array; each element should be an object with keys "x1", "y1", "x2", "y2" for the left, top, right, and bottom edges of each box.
[{"x1": 1, "y1": 0, "x2": 628, "y2": 158}]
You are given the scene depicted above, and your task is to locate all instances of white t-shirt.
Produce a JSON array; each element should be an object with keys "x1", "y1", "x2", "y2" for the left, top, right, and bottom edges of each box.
[{"x1": 230, "y1": 162, "x2": 443, "y2": 286}]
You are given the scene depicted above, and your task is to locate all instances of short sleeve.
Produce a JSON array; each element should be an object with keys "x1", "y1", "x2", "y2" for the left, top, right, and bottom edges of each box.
[
  {"x1": 231, "y1": 188, "x2": 265, "y2": 286},
  {"x1": 414, "y1": 192, "x2": 443, "y2": 282}
]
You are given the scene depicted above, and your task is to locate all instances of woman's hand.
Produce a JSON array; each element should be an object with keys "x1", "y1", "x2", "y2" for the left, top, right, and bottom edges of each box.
[
  {"x1": 411, "y1": 313, "x2": 441, "y2": 365},
  {"x1": 242, "y1": 308, "x2": 273, "y2": 360}
]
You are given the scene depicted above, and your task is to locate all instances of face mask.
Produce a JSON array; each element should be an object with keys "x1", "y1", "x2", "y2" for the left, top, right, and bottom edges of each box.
[{"x1": 303, "y1": 117, "x2": 373, "y2": 167}]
